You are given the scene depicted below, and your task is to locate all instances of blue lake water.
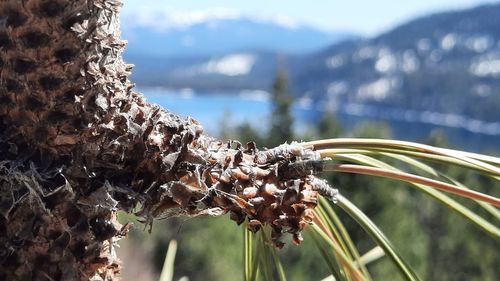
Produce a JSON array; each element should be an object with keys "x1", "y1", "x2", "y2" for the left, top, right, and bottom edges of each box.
[
  {"x1": 142, "y1": 87, "x2": 319, "y2": 135},
  {"x1": 141, "y1": 87, "x2": 500, "y2": 152}
]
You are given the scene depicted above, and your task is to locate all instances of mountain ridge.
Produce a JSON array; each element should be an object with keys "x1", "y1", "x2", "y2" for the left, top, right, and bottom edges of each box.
[
  {"x1": 121, "y1": 10, "x2": 355, "y2": 57},
  {"x1": 291, "y1": 2, "x2": 500, "y2": 122}
]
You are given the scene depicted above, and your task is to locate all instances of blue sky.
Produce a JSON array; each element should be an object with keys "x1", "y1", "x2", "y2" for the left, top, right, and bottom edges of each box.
[{"x1": 122, "y1": 0, "x2": 497, "y2": 35}]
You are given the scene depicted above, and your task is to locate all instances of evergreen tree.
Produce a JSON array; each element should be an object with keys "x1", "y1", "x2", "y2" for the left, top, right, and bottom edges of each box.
[
  {"x1": 317, "y1": 111, "x2": 343, "y2": 139},
  {"x1": 268, "y1": 68, "x2": 294, "y2": 146},
  {"x1": 234, "y1": 123, "x2": 264, "y2": 145}
]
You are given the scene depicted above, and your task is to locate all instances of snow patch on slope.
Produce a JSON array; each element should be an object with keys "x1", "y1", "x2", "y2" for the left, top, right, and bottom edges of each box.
[{"x1": 202, "y1": 54, "x2": 256, "y2": 76}]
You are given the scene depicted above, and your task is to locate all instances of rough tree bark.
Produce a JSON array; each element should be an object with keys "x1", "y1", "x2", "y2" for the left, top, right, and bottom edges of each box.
[{"x1": 0, "y1": 0, "x2": 334, "y2": 280}]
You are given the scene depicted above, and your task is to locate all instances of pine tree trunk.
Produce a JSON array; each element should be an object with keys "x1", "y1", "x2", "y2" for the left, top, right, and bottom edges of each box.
[{"x1": 0, "y1": 1, "x2": 328, "y2": 280}]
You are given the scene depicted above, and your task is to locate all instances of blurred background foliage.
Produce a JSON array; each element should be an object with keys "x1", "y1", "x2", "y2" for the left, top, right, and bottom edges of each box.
[{"x1": 117, "y1": 70, "x2": 499, "y2": 281}]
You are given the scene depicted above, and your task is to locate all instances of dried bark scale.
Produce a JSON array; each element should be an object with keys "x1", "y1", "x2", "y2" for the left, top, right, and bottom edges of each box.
[{"x1": 0, "y1": 0, "x2": 337, "y2": 280}]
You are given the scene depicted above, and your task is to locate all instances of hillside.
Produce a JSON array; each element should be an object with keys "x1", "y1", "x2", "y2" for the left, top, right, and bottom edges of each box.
[
  {"x1": 292, "y1": 3, "x2": 500, "y2": 123},
  {"x1": 121, "y1": 10, "x2": 353, "y2": 57},
  {"x1": 121, "y1": 9, "x2": 355, "y2": 91}
]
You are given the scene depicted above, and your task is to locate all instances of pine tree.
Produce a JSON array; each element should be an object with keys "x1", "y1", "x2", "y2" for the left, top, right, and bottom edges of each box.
[
  {"x1": 317, "y1": 111, "x2": 342, "y2": 139},
  {"x1": 268, "y1": 68, "x2": 294, "y2": 147}
]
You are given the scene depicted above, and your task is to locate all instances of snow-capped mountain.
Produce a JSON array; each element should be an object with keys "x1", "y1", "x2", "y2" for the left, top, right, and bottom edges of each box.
[
  {"x1": 128, "y1": 51, "x2": 281, "y2": 91},
  {"x1": 290, "y1": 2, "x2": 500, "y2": 123},
  {"x1": 120, "y1": 9, "x2": 355, "y2": 57}
]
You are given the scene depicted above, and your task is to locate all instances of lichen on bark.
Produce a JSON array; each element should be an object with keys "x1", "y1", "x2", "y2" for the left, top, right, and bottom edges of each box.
[{"x1": 0, "y1": 0, "x2": 337, "y2": 280}]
